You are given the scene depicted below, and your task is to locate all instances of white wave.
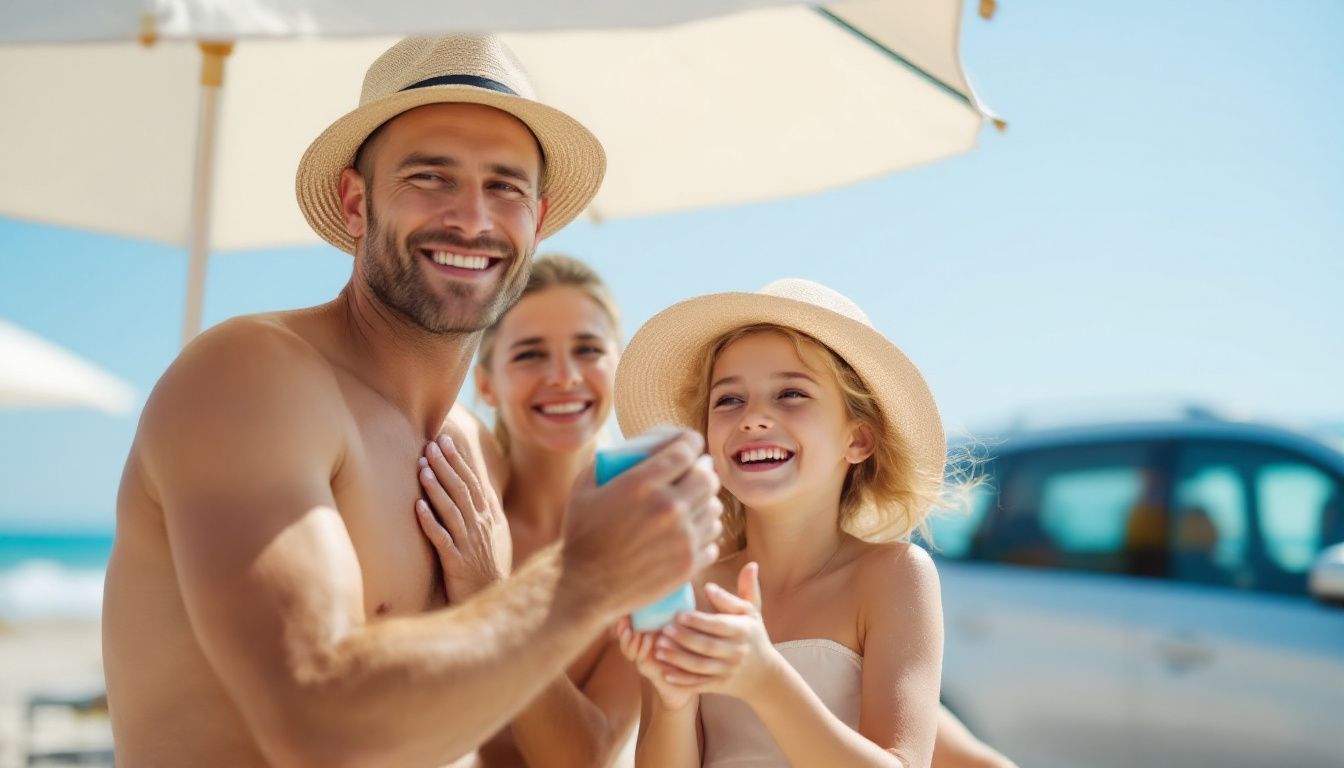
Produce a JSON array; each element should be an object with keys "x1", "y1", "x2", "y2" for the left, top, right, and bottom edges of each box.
[{"x1": 0, "y1": 560, "x2": 104, "y2": 622}]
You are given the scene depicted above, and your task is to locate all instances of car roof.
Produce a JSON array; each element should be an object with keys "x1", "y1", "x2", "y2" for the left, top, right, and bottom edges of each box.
[{"x1": 955, "y1": 418, "x2": 1344, "y2": 474}]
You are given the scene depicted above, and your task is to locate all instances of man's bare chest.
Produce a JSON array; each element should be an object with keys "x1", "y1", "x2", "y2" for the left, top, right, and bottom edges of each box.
[{"x1": 330, "y1": 398, "x2": 447, "y2": 618}]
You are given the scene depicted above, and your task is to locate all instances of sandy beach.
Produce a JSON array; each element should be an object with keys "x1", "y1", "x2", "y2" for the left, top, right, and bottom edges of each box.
[{"x1": 0, "y1": 620, "x2": 111, "y2": 768}]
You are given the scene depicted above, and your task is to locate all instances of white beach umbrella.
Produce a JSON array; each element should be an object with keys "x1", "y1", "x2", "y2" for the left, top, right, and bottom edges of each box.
[
  {"x1": 0, "y1": 0, "x2": 998, "y2": 345},
  {"x1": 0, "y1": 319, "x2": 137, "y2": 413}
]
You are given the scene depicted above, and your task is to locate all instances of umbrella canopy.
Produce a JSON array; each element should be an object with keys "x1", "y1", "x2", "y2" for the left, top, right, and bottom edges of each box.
[
  {"x1": 0, "y1": 1, "x2": 995, "y2": 342},
  {"x1": 0, "y1": 319, "x2": 137, "y2": 413},
  {"x1": 1, "y1": 0, "x2": 811, "y2": 42}
]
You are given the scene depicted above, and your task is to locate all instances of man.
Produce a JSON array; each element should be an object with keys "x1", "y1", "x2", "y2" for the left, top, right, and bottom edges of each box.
[{"x1": 103, "y1": 35, "x2": 722, "y2": 767}]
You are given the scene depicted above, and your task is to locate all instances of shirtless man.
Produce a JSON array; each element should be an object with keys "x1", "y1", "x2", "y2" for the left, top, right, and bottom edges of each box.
[{"x1": 103, "y1": 35, "x2": 722, "y2": 768}]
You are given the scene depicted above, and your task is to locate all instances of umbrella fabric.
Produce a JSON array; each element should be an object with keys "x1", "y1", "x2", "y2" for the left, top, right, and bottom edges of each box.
[
  {"x1": 1, "y1": 0, "x2": 807, "y2": 43},
  {"x1": 0, "y1": 2, "x2": 991, "y2": 251},
  {"x1": 0, "y1": 320, "x2": 137, "y2": 413}
]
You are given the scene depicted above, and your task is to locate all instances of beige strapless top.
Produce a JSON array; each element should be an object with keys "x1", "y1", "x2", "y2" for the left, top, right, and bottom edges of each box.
[{"x1": 700, "y1": 639, "x2": 862, "y2": 767}]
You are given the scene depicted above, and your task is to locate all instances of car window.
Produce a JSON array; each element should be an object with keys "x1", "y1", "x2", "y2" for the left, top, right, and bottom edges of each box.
[
  {"x1": 1173, "y1": 441, "x2": 1344, "y2": 595},
  {"x1": 1171, "y1": 451, "x2": 1252, "y2": 588},
  {"x1": 1258, "y1": 461, "x2": 1339, "y2": 571},
  {"x1": 926, "y1": 467, "x2": 995, "y2": 559},
  {"x1": 974, "y1": 443, "x2": 1156, "y2": 574}
]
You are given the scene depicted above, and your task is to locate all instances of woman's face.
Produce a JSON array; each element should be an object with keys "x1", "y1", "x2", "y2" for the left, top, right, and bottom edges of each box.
[
  {"x1": 704, "y1": 331, "x2": 871, "y2": 512},
  {"x1": 479, "y1": 285, "x2": 619, "y2": 455}
]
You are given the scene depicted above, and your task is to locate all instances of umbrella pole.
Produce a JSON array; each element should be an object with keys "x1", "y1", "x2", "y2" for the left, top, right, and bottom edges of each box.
[{"x1": 181, "y1": 42, "x2": 234, "y2": 348}]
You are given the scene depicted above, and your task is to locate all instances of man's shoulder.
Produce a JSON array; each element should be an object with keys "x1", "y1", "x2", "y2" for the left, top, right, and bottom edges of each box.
[
  {"x1": 161, "y1": 313, "x2": 334, "y2": 395},
  {"x1": 139, "y1": 312, "x2": 346, "y2": 459}
]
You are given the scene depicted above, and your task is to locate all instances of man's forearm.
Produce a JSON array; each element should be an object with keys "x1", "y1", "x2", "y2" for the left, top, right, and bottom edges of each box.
[{"x1": 268, "y1": 544, "x2": 610, "y2": 768}]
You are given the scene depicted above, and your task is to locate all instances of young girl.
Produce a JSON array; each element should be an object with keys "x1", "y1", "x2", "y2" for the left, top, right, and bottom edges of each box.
[{"x1": 613, "y1": 278, "x2": 948, "y2": 767}]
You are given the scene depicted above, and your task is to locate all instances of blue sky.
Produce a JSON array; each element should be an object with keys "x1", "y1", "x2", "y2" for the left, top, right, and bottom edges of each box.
[{"x1": 1, "y1": 0, "x2": 1341, "y2": 532}]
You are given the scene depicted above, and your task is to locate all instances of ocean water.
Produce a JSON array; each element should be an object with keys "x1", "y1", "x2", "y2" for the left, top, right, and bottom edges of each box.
[{"x1": 0, "y1": 532, "x2": 112, "y2": 622}]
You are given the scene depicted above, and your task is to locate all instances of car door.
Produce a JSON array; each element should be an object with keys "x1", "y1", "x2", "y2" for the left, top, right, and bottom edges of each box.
[
  {"x1": 1133, "y1": 440, "x2": 1344, "y2": 767},
  {"x1": 936, "y1": 441, "x2": 1160, "y2": 768}
]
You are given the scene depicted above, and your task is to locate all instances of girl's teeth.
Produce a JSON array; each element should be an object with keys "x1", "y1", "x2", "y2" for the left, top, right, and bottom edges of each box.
[
  {"x1": 740, "y1": 448, "x2": 789, "y2": 463},
  {"x1": 431, "y1": 252, "x2": 489, "y2": 270},
  {"x1": 541, "y1": 402, "x2": 586, "y2": 415}
]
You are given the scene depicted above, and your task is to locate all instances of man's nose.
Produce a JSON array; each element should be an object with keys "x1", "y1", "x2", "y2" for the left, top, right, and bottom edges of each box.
[{"x1": 441, "y1": 184, "x2": 493, "y2": 239}]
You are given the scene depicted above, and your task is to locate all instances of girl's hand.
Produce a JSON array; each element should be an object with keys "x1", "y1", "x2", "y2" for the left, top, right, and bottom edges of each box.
[
  {"x1": 616, "y1": 616, "x2": 696, "y2": 710},
  {"x1": 654, "y1": 562, "x2": 784, "y2": 703},
  {"x1": 415, "y1": 434, "x2": 508, "y2": 605}
]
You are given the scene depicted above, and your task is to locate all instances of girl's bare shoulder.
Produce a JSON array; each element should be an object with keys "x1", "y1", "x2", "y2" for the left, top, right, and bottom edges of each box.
[{"x1": 850, "y1": 539, "x2": 940, "y2": 600}]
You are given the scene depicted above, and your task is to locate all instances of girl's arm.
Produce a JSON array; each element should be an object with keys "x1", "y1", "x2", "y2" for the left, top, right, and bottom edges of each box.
[
  {"x1": 659, "y1": 550, "x2": 943, "y2": 767},
  {"x1": 617, "y1": 618, "x2": 702, "y2": 768},
  {"x1": 508, "y1": 637, "x2": 641, "y2": 768}
]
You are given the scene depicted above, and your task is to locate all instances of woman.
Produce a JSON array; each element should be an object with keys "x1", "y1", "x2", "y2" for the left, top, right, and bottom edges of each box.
[{"x1": 430, "y1": 254, "x2": 640, "y2": 768}]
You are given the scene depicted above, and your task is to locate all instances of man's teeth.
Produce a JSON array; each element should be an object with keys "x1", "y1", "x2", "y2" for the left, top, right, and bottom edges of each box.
[
  {"x1": 541, "y1": 402, "x2": 587, "y2": 415},
  {"x1": 739, "y1": 448, "x2": 790, "y2": 463},
  {"x1": 431, "y1": 251, "x2": 490, "y2": 270}
]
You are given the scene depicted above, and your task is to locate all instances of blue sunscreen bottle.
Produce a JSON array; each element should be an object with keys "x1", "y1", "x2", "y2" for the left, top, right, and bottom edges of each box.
[{"x1": 595, "y1": 429, "x2": 698, "y2": 632}]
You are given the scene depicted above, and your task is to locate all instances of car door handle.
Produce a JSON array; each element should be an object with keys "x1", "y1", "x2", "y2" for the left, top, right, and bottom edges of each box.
[{"x1": 1155, "y1": 634, "x2": 1214, "y2": 673}]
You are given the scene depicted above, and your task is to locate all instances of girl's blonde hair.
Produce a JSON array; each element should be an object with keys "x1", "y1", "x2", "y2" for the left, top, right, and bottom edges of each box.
[
  {"x1": 477, "y1": 254, "x2": 622, "y2": 457},
  {"x1": 681, "y1": 323, "x2": 944, "y2": 553}
]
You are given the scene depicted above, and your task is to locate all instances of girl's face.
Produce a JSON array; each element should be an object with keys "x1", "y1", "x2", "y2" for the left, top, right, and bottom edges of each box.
[
  {"x1": 705, "y1": 331, "x2": 873, "y2": 512},
  {"x1": 478, "y1": 285, "x2": 618, "y2": 455}
]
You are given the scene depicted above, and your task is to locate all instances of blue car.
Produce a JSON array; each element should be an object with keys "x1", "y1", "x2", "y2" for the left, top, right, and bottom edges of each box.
[{"x1": 928, "y1": 411, "x2": 1344, "y2": 768}]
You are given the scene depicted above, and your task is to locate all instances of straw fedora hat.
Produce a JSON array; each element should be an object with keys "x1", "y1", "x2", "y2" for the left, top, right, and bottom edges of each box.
[
  {"x1": 296, "y1": 35, "x2": 606, "y2": 254},
  {"x1": 615, "y1": 278, "x2": 945, "y2": 495}
]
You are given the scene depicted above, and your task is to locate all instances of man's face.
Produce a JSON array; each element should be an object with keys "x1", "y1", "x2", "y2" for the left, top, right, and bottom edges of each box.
[{"x1": 351, "y1": 103, "x2": 548, "y2": 334}]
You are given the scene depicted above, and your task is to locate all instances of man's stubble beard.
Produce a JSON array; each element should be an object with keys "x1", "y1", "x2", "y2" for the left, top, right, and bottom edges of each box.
[{"x1": 360, "y1": 197, "x2": 532, "y2": 335}]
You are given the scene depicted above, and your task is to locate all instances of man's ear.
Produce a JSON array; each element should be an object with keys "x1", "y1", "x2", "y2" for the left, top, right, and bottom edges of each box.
[
  {"x1": 533, "y1": 196, "x2": 551, "y2": 239},
  {"x1": 845, "y1": 422, "x2": 877, "y2": 465},
  {"x1": 476, "y1": 362, "x2": 498, "y2": 408},
  {"x1": 338, "y1": 167, "x2": 368, "y2": 240}
]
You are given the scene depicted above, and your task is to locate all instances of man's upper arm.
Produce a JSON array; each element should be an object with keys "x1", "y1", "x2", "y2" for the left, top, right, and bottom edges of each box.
[
  {"x1": 858, "y1": 544, "x2": 944, "y2": 765},
  {"x1": 139, "y1": 320, "x2": 360, "y2": 747}
]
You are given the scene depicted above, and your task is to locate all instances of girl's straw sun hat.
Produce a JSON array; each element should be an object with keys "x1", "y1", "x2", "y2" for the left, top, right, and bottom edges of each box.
[
  {"x1": 615, "y1": 279, "x2": 945, "y2": 495},
  {"x1": 296, "y1": 35, "x2": 606, "y2": 254}
]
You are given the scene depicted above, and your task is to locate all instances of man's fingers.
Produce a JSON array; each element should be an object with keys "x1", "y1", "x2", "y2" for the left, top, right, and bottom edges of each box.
[
  {"x1": 694, "y1": 542, "x2": 721, "y2": 573},
  {"x1": 608, "y1": 430, "x2": 703, "y2": 493}
]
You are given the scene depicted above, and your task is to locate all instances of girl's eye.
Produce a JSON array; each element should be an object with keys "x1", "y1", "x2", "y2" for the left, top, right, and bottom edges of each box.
[
  {"x1": 713, "y1": 394, "x2": 743, "y2": 408},
  {"x1": 780, "y1": 389, "x2": 809, "y2": 400},
  {"x1": 512, "y1": 349, "x2": 544, "y2": 362},
  {"x1": 576, "y1": 345, "x2": 605, "y2": 357}
]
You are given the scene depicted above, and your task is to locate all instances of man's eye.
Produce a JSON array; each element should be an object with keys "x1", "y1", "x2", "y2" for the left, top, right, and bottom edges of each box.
[{"x1": 489, "y1": 181, "x2": 524, "y2": 195}]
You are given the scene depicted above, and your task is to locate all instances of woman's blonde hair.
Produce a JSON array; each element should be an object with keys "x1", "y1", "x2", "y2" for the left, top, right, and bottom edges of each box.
[
  {"x1": 681, "y1": 323, "x2": 945, "y2": 553},
  {"x1": 476, "y1": 254, "x2": 622, "y2": 457}
]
